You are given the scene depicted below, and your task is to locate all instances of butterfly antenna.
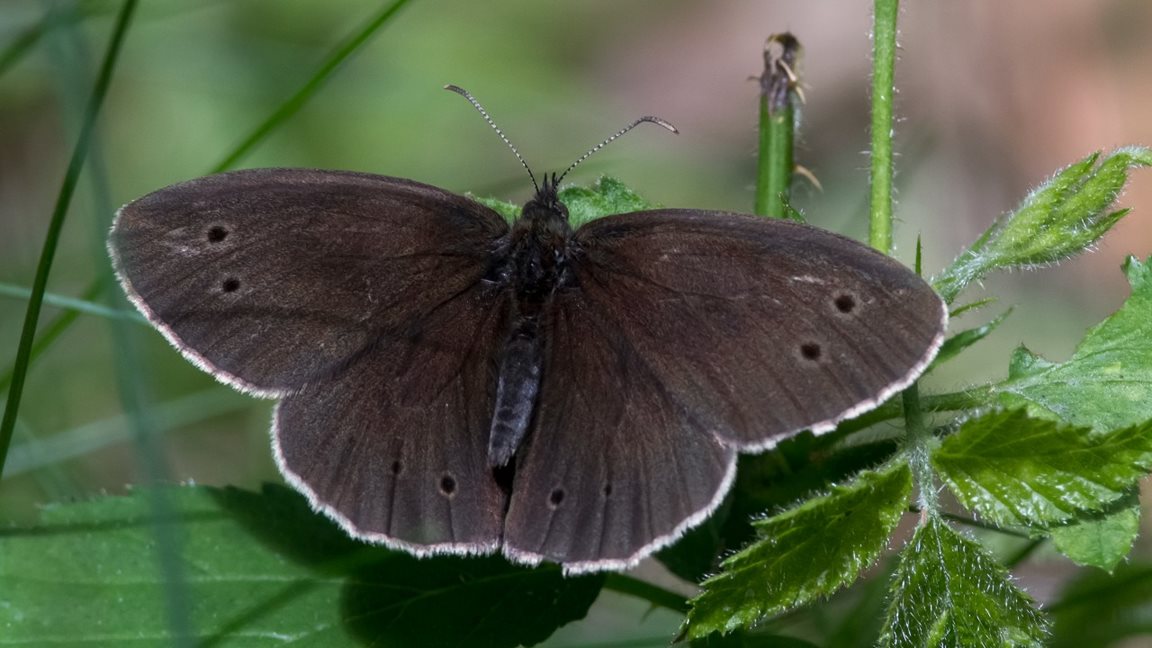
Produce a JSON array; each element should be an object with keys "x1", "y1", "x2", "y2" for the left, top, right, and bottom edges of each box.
[
  {"x1": 556, "y1": 115, "x2": 679, "y2": 184},
  {"x1": 445, "y1": 84, "x2": 539, "y2": 193}
]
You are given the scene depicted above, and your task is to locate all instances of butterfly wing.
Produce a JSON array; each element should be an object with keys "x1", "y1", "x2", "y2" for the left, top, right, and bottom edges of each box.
[
  {"x1": 274, "y1": 279, "x2": 510, "y2": 554},
  {"x1": 109, "y1": 168, "x2": 509, "y2": 396},
  {"x1": 111, "y1": 168, "x2": 512, "y2": 553},
  {"x1": 503, "y1": 209, "x2": 945, "y2": 571}
]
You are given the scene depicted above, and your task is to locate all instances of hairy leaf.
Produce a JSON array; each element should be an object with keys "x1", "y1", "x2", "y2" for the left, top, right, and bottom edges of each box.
[
  {"x1": 683, "y1": 465, "x2": 911, "y2": 638},
  {"x1": 933, "y1": 409, "x2": 1152, "y2": 528},
  {"x1": 997, "y1": 255, "x2": 1152, "y2": 431},
  {"x1": 878, "y1": 517, "x2": 1047, "y2": 647},
  {"x1": 933, "y1": 147, "x2": 1151, "y2": 302},
  {"x1": 1049, "y1": 493, "x2": 1140, "y2": 573}
]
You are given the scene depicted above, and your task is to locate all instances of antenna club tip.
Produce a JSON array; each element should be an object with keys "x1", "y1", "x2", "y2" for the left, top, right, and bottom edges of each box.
[
  {"x1": 444, "y1": 84, "x2": 468, "y2": 96},
  {"x1": 641, "y1": 116, "x2": 680, "y2": 134}
]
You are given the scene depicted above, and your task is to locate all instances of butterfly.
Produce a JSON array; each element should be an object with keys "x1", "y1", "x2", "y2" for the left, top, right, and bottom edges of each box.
[{"x1": 108, "y1": 87, "x2": 946, "y2": 574}]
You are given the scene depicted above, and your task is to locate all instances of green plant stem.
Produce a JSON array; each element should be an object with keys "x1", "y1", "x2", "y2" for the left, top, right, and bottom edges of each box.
[
  {"x1": 902, "y1": 382, "x2": 938, "y2": 513},
  {"x1": 833, "y1": 386, "x2": 991, "y2": 437},
  {"x1": 755, "y1": 96, "x2": 795, "y2": 218},
  {"x1": 0, "y1": 0, "x2": 137, "y2": 482},
  {"x1": 868, "y1": 0, "x2": 899, "y2": 254},
  {"x1": 602, "y1": 573, "x2": 689, "y2": 614},
  {"x1": 210, "y1": 0, "x2": 413, "y2": 173}
]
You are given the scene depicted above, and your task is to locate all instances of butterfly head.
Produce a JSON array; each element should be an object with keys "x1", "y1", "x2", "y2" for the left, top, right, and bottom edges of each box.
[{"x1": 519, "y1": 173, "x2": 571, "y2": 237}]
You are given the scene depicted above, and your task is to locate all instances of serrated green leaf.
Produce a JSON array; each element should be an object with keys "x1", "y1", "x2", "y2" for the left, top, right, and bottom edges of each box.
[
  {"x1": 928, "y1": 309, "x2": 1011, "y2": 371},
  {"x1": 933, "y1": 147, "x2": 1151, "y2": 302},
  {"x1": 932, "y1": 409, "x2": 1152, "y2": 528},
  {"x1": 471, "y1": 194, "x2": 520, "y2": 222},
  {"x1": 1049, "y1": 493, "x2": 1140, "y2": 573},
  {"x1": 997, "y1": 255, "x2": 1152, "y2": 431},
  {"x1": 659, "y1": 433, "x2": 899, "y2": 583},
  {"x1": 1048, "y1": 561, "x2": 1152, "y2": 647},
  {"x1": 560, "y1": 175, "x2": 656, "y2": 228},
  {"x1": 470, "y1": 176, "x2": 654, "y2": 228},
  {"x1": 878, "y1": 517, "x2": 1048, "y2": 648},
  {"x1": 0, "y1": 484, "x2": 603, "y2": 647},
  {"x1": 683, "y1": 465, "x2": 912, "y2": 639}
]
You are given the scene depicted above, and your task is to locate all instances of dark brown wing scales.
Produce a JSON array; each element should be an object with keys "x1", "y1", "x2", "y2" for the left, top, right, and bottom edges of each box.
[
  {"x1": 502, "y1": 208, "x2": 943, "y2": 571},
  {"x1": 275, "y1": 282, "x2": 510, "y2": 554},
  {"x1": 109, "y1": 168, "x2": 509, "y2": 396},
  {"x1": 568, "y1": 209, "x2": 946, "y2": 449},
  {"x1": 503, "y1": 290, "x2": 736, "y2": 571},
  {"x1": 111, "y1": 168, "x2": 513, "y2": 555}
]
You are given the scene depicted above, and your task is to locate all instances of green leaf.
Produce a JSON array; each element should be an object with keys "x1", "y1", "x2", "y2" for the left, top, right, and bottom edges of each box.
[
  {"x1": 691, "y1": 630, "x2": 820, "y2": 647},
  {"x1": 996, "y1": 255, "x2": 1152, "y2": 431},
  {"x1": 1049, "y1": 493, "x2": 1140, "y2": 573},
  {"x1": 683, "y1": 465, "x2": 912, "y2": 639},
  {"x1": 1048, "y1": 561, "x2": 1152, "y2": 647},
  {"x1": 878, "y1": 516, "x2": 1048, "y2": 648},
  {"x1": 659, "y1": 433, "x2": 899, "y2": 583},
  {"x1": 933, "y1": 147, "x2": 1152, "y2": 302},
  {"x1": 0, "y1": 484, "x2": 603, "y2": 647},
  {"x1": 928, "y1": 309, "x2": 1011, "y2": 371},
  {"x1": 560, "y1": 176, "x2": 656, "y2": 228},
  {"x1": 471, "y1": 194, "x2": 520, "y2": 222},
  {"x1": 472, "y1": 175, "x2": 655, "y2": 227},
  {"x1": 932, "y1": 409, "x2": 1152, "y2": 528},
  {"x1": 949, "y1": 297, "x2": 997, "y2": 318}
]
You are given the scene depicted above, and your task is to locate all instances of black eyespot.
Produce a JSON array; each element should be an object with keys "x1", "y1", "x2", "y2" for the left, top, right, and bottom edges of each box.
[
  {"x1": 206, "y1": 226, "x2": 229, "y2": 243},
  {"x1": 439, "y1": 474, "x2": 456, "y2": 496},
  {"x1": 221, "y1": 277, "x2": 241, "y2": 293},
  {"x1": 390, "y1": 460, "x2": 403, "y2": 475},
  {"x1": 834, "y1": 293, "x2": 857, "y2": 313},
  {"x1": 549, "y1": 488, "x2": 565, "y2": 508},
  {"x1": 602, "y1": 483, "x2": 613, "y2": 497},
  {"x1": 800, "y1": 342, "x2": 822, "y2": 361}
]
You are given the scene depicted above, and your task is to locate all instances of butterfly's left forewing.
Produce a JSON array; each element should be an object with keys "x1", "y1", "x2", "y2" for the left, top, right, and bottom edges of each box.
[{"x1": 111, "y1": 168, "x2": 514, "y2": 555}]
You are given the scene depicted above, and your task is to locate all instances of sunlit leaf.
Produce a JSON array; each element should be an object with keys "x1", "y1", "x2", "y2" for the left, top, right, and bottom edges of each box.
[
  {"x1": 683, "y1": 465, "x2": 911, "y2": 638},
  {"x1": 997, "y1": 255, "x2": 1152, "y2": 431},
  {"x1": 933, "y1": 147, "x2": 1151, "y2": 303},
  {"x1": 878, "y1": 516, "x2": 1047, "y2": 647},
  {"x1": 933, "y1": 409, "x2": 1152, "y2": 528}
]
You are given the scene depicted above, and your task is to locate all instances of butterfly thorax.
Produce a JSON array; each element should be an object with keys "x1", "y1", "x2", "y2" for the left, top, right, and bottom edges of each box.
[{"x1": 485, "y1": 179, "x2": 574, "y2": 468}]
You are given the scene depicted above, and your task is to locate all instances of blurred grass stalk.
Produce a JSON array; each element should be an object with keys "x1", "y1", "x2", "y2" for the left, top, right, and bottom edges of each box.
[
  {"x1": 0, "y1": 0, "x2": 138, "y2": 480},
  {"x1": 0, "y1": 0, "x2": 414, "y2": 482}
]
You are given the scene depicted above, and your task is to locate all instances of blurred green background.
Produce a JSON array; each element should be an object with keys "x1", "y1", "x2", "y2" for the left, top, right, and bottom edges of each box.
[{"x1": 2, "y1": 0, "x2": 1152, "y2": 643}]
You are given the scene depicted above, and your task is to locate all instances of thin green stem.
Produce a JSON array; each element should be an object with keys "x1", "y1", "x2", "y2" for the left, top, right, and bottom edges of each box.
[
  {"x1": 756, "y1": 100, "x2": 795, "y2": 218},
  {"x1": 868, "y1": 0, "x2": 899, "y2": 253},
  {"x1": 602, "y1": 573, "x2": 689, "y2": 614},
  {"x1": 0, "y1": 283, "x2": 104, "y2": 395},
  {"x1": 832, "y1": 386, "x2": 992, "y2": 437},
  {"x1": 210, "y1": 0, "x2": 413, "y2": 173},
  {"x1": 755, "y1": 33, "x2": 800, "y2": 219},
  {"x1": 902, "y1": 382, "x2": 938, "y2": 513},
  {"x1": 0, "y1": 0, "x2": 138, "y2": 481}
]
